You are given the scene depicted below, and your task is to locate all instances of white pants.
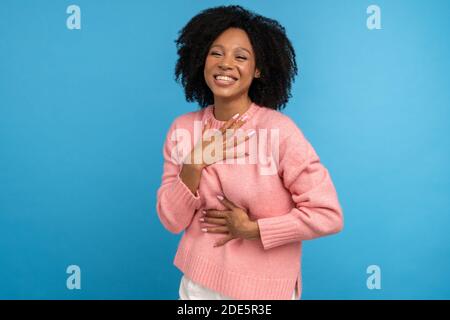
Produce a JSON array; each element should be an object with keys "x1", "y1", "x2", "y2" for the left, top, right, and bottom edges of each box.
[{"x1": 179, "y1": 275, "x2": 297, "y2": 300}]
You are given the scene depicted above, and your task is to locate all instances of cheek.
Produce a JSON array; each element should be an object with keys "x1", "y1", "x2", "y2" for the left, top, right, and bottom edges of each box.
[
  {"x1": 204, "y1": 57, "x2": 215, "y2": 73},
  {"x1": 239, "y1": 65, "x2": 256, "y2": 83},
  {"x1": 203, "y1": 60, "x2": 212, "y2": 80}
]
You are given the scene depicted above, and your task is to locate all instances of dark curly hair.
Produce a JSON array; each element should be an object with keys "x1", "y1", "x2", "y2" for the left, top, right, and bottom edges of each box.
[{"x1": 174, "y1": 5, "x2": 298, "y2": 110}]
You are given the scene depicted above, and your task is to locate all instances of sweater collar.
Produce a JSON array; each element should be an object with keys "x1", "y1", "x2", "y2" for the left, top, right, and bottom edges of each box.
[{"x1": 203, "y1": 102, "x2": 259, "y2": 129}]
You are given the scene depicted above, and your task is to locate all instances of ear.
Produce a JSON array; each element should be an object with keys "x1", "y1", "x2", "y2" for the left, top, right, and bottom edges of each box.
[{"x1": 254, "y1": 68, "x2": 261, "y2": 78}]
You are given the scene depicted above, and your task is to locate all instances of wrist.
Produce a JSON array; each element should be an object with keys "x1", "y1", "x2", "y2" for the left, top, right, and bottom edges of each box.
[
  {"x1": 182, "y1": 162, "x2": 205, "y2": 173},
  {"x1": 182, "y1": 149, "x2": 206, "y2": 170},
  {"x1": 244, "y1": 220, "x2": 260, "y2": 240}
]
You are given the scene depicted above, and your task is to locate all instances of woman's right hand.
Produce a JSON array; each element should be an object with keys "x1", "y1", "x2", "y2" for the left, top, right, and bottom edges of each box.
[
  {"x1": 179, "y1": 113, "x2": 254, "y2": 196},
  {"x1": 183, "y1": 113, "x2": 255, "y2": 170}
]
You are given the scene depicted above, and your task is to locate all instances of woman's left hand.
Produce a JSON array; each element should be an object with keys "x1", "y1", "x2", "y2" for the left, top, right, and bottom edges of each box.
[{"x1": 200, "y1": 195, "x2": 260, "y2": 247}]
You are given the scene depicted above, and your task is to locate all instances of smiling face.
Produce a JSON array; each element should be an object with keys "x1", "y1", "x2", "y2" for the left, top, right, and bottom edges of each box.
[{"x1": 204, "y1": 28, "x2": 260, "y2": 102}]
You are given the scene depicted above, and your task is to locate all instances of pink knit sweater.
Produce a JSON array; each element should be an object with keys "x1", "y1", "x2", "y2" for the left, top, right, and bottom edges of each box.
[{"x1": 156, "y1": 102, "x2": 344, "y2": 300}]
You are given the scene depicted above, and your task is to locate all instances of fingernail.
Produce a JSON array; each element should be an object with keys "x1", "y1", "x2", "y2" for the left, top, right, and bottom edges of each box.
[
  {"x1": 199, "y1": 218, "x2": 205, "y2": 222},
  {"x1": 202, "y1": 209, "x2": 206, "y2": 215},
  {"x1": 232, "y1": 113, "x2": 240, "y2": 120},
  {"x1": 201, "y1": 228, "x2": 208, "y2": 233},
  {"x1": 217, "y1": 195, "x2": 224, "y2": 200},
  {"x1": 240, "y1": 115, "x2": 249, "y2": 121},
  {"x1": 248, "y1": 130, "x2": 256, "y2": 137}
]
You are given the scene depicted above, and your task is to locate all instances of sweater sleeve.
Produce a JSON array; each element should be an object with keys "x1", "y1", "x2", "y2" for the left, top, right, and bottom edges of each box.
[
  {"x1": 156, "y1": 120, "x2": 202, "y2": 234},
  {"x1": 257, "y1": 123, "x2": 344, "y2": 250}
]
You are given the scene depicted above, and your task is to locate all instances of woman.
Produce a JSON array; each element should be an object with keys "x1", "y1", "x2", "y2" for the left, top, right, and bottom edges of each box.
[{"x1": 156, "y1": 5, "x2": 344, "y2": 300}]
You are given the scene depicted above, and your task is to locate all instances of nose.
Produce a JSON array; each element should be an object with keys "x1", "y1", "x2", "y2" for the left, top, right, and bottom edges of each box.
[
  {"x1": 218, "y1": 55, "x2": 234, "y2": 70},
  {"x1": 219, "y1": 63, "x2": 233, "y2": 71}
]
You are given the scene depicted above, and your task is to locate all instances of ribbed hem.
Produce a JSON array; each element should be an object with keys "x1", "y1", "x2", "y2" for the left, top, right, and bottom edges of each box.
[
  {"x1": 257, "y1": 213, "x2": 302, "y2": 250},
  {"x1": 174, "y1": 242, "x2": 299, "y2": 300}
]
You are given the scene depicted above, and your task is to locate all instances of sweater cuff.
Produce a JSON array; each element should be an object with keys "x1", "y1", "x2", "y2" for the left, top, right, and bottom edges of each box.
[
  {"x1": 257, "y1": 213, "x2": 302, "y2": 250},
  {"x1": 172, "y1": 174, "x2": 202, "y2": 211}
]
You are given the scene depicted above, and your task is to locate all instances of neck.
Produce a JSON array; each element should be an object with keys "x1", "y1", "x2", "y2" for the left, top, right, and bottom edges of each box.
[{"x1": 213, "y1": 95, "x2": 252, "y2": 121}]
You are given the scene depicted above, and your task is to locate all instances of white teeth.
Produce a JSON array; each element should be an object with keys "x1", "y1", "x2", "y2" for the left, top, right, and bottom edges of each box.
[{"x1": 215, "y1": 75, "x2": 235, "y2": 81}]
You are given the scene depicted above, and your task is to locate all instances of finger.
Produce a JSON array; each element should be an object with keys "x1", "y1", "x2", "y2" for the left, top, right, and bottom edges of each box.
[
  {"x1": 203, "y1": 120, "x2": 219, "y2": 139},
  {"x1": 221, "y1": 147, "x2": 248, "y2": 161},
  {"x1": 219, "y1": 113, "x2": 241, "y2": 135},
  {"x1": 200, "y1": 216, "x2": 227, "y2": 226},
  {"x1": 222, "y1": 130, "x2": 255, "y2": 154},
  {"x1": 225, "y1": 129, "x2": 256, "y2": 149},
  {"x1": 216, "y1": 195, "x2": 236, "y2": 210},
  {"x1": 218, "y1": 112, "x2": 249, "y2": 144},
  {"x1": 202, "y1": 127, "x2": 221, "y2": 150},
  {"x1": 221, "y1": 118, "x2": 247, "y2": 141},
  {"x1": 202, "y1": 226, "x2": 229, "y2": 234},
  {"x1": 203, "y1": 209, "x2": 230, "y2": 219},
  {"x1": 233, "y1": 150, "x2": 250, "y2": 159},
  {"x1": 228, "y1": 115, "x2": 247, "y2": 130},
  {"x1": 214, "y1": 235, "x2": 234, "y2": 247}
]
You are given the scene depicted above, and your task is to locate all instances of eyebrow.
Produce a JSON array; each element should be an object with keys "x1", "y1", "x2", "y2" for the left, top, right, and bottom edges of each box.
[{"x1": 210, "y1": 44, "x2": 252, "y2": 55}]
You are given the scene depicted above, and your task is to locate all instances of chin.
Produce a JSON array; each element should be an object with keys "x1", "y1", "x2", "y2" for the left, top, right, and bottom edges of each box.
[
  {"x1": 209, "y1": 86, "x2": 245, "y2": 99},
  {"x1": 211, "y1": 90, "x2": 237, "y2": 98},
  {"x1": 213, "y1": 93, "x2": 244, "y2": 102}
]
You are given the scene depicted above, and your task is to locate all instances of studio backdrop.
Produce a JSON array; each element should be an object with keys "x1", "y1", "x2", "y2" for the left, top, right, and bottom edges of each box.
[{"x1": 1, "y1": 0, "x2": 449, "y2": 299}]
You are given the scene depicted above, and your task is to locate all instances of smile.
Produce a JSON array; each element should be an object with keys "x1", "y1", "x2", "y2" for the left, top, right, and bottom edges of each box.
[{"x1": 213, "y1": 74, "x2": 238, "y2": 86}]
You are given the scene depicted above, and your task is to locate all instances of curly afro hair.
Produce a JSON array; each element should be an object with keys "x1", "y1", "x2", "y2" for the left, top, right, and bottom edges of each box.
[{"x1": 174, "y1": 5, "x2": 298, "y2": 110}]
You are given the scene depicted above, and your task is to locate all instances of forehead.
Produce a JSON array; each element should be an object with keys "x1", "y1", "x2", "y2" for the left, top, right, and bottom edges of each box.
[{"x1": 211, "y1": 28, "x2": 253, "y2": 52}]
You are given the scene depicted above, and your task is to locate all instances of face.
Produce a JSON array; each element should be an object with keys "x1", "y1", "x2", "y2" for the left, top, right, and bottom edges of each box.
[{"x1": 204, "y1": 28, "x2": 260, "y2": 101}]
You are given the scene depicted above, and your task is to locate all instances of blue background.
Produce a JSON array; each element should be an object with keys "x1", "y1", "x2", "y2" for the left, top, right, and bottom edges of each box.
[{"x1": 1, "y1": 0, "x2": 449, "y2": 299}]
